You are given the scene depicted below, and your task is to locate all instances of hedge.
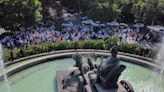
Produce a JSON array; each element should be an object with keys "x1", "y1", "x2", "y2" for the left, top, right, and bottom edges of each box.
[{"x1": 3, "y1": 37, "x2": 157, "y2": 62}]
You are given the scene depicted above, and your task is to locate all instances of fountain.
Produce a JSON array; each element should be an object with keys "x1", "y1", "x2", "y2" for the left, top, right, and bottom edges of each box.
[
  {"x1": 0, "y1": 44, "x2": 11, "y2": 92},
  {"x1": 156, "y1": 37, "x2": 164, "y2": 72},
  {"x1": 0, "y1": 50, "x2": 164, "y2": 92},
  {"x1": 56, "y1": 46, "x2": 134, "y2": 92},
  {"x1": 133, "y1": 36, "x2": 164, "y2": 92},
  {"x1": 155, "y1": 37, "x2": 164, "y2": 91},
  {"x1": 0, "y1": 44, "x2": 164, "y2": 92}
]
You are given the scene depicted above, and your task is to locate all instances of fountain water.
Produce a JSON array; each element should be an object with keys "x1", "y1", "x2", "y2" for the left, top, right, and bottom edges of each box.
[
  {"x1": 129, "y1": 36, "x2": 164, "y2": 92},
  {"x1": 155, "y1": 36, "x2": 164, "y2": 77},
  {"x1": 0, "y1": 44, "x2": 11, "y2": 92},
  {"x1": 155, "y1": 37, "x2": 164, "y2": 90}
]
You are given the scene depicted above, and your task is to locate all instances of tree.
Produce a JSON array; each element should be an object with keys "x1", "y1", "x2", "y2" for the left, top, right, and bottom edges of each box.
[
  {"x1": 157, "y1": 0, "x2": 164, "y2": 24},
  {"x1": 132, "y1": 0, "x2": 164, "y2": 24},
  {"x1": 143, "y1": 0, "x2": 159, "y2": 24},
  {"x1": 132, "y1": 0, "x2": 147, "y2": 23},
  {"x1": 120, "y1": 3, "x2": 134, "y2": 23},
  {"x1": 59, "y1": 0, "x2": 164, "y2": 24},
  {"x1": 86, "y1": 0, "x2": 121, "y2": 22},
  {"x1": 0, "y1": 0, "x2": 42, "y2": 31},
  {"x1": 41, "y1": 0, "x2": 58, "y2": 20}
]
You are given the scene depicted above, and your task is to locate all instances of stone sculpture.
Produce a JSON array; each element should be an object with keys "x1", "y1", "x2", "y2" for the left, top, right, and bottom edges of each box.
[{"x1": 57, "y1": 46, "x2": 134, "y2": 92}]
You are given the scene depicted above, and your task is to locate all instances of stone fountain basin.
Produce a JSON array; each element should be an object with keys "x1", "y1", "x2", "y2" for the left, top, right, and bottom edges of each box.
[
  {"x1": 0, "y1": 50, "x2": 164, "y2": 92},
  {"x1": 0, "y1": 49, "x2": 162, "y2": 81}
]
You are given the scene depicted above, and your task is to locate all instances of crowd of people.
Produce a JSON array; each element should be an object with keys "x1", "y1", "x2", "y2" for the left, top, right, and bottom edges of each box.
[
  {"x1": 1, "y1": 22, "x2": 58, "y2": 48},
  {"x1": 0, "y1": 18, "x2": 159, "y2": 49}
]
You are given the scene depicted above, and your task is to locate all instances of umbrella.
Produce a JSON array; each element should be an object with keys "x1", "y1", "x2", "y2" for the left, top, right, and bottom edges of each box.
[
  {"x1": 106, "y1": 21, "x2": 119, "y2": 26},
  {"x1": 62, "y1": 22, "x2": 74, "y2": 27},
  {"x1": 119, "y1": 23, "x2": 128, "y2": 27},
  {"x1": 147, "y1": 26, "x2": 164, "y2": 34},
  {"x1": 82, "y1": 19, "x2": 94, "y2": 24},
  {"x1": 0, "y1": 28, "x2": 9, "y2": 35},
  {"x1": 91, "y1": 22, "x2": 99, "y2": 26},
  {"x1": 95, "y1": 21, "x2": 100, "y2": 24},
  {"x1": 133, "y1": 23, "x2": 144, "y2": 28},
  {"x1": 100, "y1": 24, "x2": 105, "y2": 27},
  {"x1": 81, "y1": 16, "x2": 89, "y2": 20},
  {"x1": 91, "y1": 21, "x2": 100, "y2": 26}
]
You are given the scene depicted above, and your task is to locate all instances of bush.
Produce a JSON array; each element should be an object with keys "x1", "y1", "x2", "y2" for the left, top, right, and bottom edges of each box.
[
  {"x1": 105, "y1": 37, "x2": 119, "y2": 50},
  {"x1": 41, "y1": 43, "x2": 52, "y2": 52},
  {"x1": 3, "y1": 48, "x2": 11, "y2": 62},
  {"x1": 3, "y1": 48, "x2": 21, "y2": 62},
  {"x1": 93, "y1": 40, "x2": 105, "y2": 49},
  {"x1": 54, "y1": 42, "x2": 73, "y2": 50},
  {"x1": 25, "y1": 44, "x2": 41, "y2": 55},
  {"x1": 13, "y1": 48, "x2": 21, "y2": 59},
  {"x1": 148, "y1": 48, "x2": 157, "y2": 58},
  {"x1": 117, "y1": 43, "x2": 142, "y2": 54},
  {"x1": 75, "y1": 41, "x2": 83, "y2": 49},
  {"x1": 82, "y1": 40, "x2": 95, "y2": 49},
  {"x1": 2, "y1": 37, "x2": 157, "y2": 62}
]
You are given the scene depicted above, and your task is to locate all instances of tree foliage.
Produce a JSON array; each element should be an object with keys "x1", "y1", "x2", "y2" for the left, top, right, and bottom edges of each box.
[
  {"x1": 60, "y1": 0, "x2": 164, "y2": 24},
  {"x1": 3, "y1": 38, "x2": 157, "y2": 61},
  {"x1": 0, "y1": 0, "x2": 164, "y2": 30},
  {"x1": 0, "y1": 0, "x2": 42, "y2": 30}
]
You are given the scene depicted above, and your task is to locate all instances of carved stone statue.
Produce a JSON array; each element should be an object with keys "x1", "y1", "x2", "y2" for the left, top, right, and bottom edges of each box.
[
  {"x1": 72, "y1": 53, "x2": 90, "y2": 74},
  {"x1": 57, "y1": 47, "x2": 134, "y2": 92},
  {"x1": 96, "y1": 45, "x2": 126, "y2": 89}
]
